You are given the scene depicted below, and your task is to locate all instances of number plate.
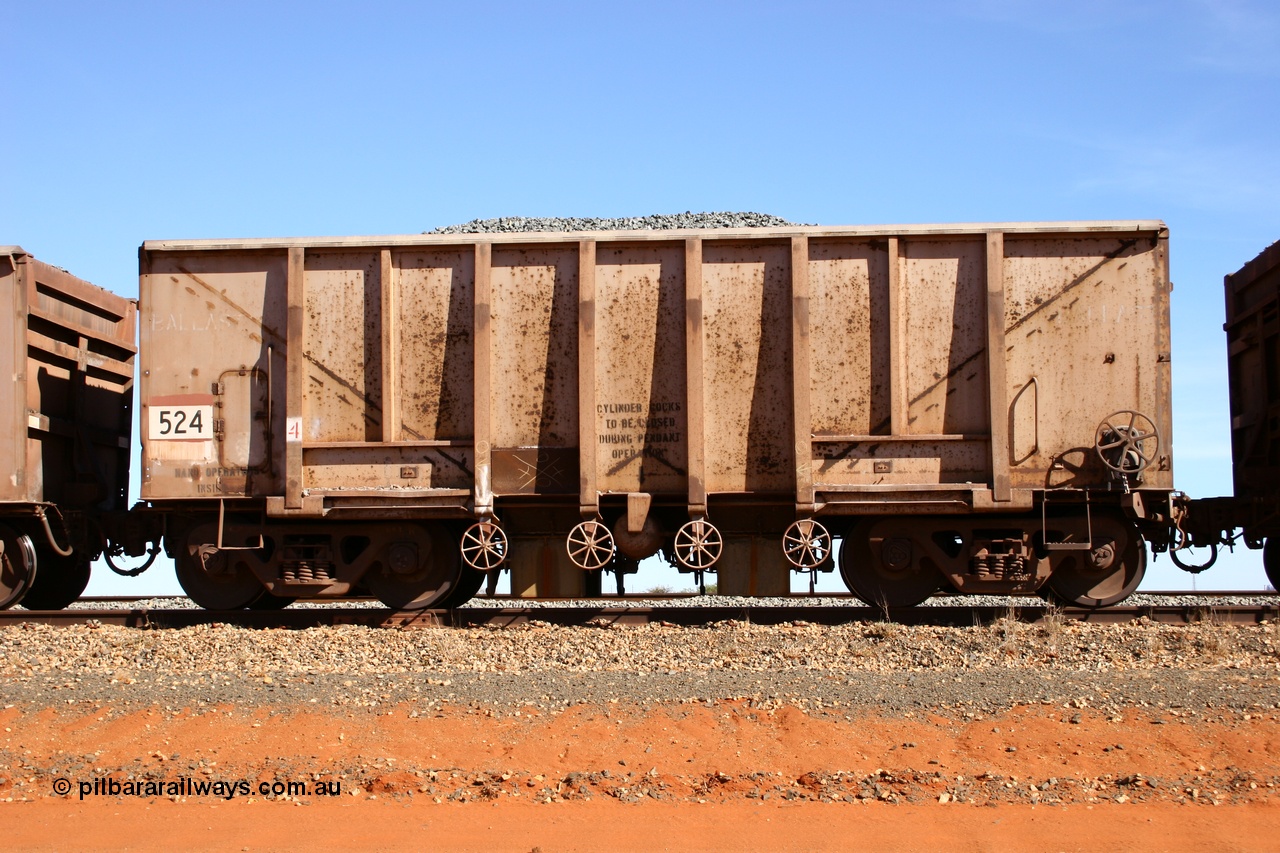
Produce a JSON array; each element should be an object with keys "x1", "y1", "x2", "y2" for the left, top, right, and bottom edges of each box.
[{"x1": 148, "y1": 405, "x2": 215, "y2": 441}]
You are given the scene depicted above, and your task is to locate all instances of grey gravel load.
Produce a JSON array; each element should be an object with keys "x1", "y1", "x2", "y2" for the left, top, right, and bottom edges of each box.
[{"x1": 427, "y1": 212, "x2": 800, "y2": 234}]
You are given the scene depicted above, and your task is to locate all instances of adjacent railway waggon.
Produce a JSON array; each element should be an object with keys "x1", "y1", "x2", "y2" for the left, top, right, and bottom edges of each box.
[
  {"x1": 0, "y1": 248, "x2": 137, "y2": 609},
  {"x1": 1179, "y1": 239, "x2": 1280, "y2": 589},
  {"x1": 138, "y1": 221, "x2": 1177, "y2": 610}
]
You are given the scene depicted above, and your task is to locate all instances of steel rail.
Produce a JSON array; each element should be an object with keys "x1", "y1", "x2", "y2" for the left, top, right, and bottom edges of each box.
[
  {"x1": 5, "y1": 602, "x2": 1277, "y2": 629},
  {"x1": 71, "y1": 590, "x2": 1279, "y2": 604}
]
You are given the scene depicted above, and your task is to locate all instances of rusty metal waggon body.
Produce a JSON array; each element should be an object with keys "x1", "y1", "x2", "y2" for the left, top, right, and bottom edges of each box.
[
  {"x1": 138, "y1": 221, "x2": 1174, "y2": 609},
  {"x1": 1177, "y1": 239, "x2": 1280, "y2": 587},
  {"x1": 0, "y1": 248, "x2": 137, "y2": 609},
  {"x1": 1226, "y1": 241, "x2": 1280, "y2": 592}
]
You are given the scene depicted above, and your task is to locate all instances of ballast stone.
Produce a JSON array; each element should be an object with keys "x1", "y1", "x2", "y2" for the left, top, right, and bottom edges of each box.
[{"x1": 427, "y1": 212, "x2": 801, "y2": 234}]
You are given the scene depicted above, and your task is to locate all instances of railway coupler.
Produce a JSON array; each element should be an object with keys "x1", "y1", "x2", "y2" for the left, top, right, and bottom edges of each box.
[
  {"x1": 97, "y1": 505, "x2": 166, "y2": 577},
  {"x1": 1158, "y1": 492, "x2": 1223, "y2": 574}
]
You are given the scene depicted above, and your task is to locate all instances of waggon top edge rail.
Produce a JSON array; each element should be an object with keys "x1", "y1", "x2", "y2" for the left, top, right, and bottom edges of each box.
[{"x1": 141, "y1": 220, "x2": 1169, "y2": 252}]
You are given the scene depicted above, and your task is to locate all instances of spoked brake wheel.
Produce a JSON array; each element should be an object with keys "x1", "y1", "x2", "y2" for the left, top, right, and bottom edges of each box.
[
  {"x1": 461, "y1": 520, "x2": 508, "y2": 571},
  {"x1": 1095, "y1": 411, "x2": 1160, "y2": 476},
  {"x1": 783, "y1": 519, "x2": 832, "y2": 570},
  {"x1": 673, "y1": 520, "x2": 723, "y2": 571},
  {"x1": 566, "y1": 521, "x2": 615, "y2": 571}
]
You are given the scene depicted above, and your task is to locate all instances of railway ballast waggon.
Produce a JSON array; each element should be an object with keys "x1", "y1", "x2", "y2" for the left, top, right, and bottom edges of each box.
[
  {"x1": 1178, "y1": 239, "x2": 1280, "y2": 589},
  {"x1": 0, "y1": 248, "x2": 137, "y2": 609},
  {"x1": 136, "y1": 221, "x2": 1177, "y2": 610}
]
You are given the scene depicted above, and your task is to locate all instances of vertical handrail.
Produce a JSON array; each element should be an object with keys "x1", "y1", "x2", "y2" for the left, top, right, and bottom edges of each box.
[
  {"x1": 1009, "y1": 375, "x2": 1040, "y2": 465},
  {"x1": 1030, "y1": 375, "x2": 1039, "y2": 455}
]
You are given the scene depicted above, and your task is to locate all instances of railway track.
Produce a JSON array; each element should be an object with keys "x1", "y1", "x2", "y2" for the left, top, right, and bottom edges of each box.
[{"x1": 5, "y1": 592, "x2": 1277, "y2": 629}]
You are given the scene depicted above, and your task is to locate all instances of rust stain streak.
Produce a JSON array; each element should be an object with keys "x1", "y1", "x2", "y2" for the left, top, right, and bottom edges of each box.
[
  {"x1": 177, "y1": 265, "x2": 431, "y2": 441},
  {"x1": 177, "y1": 266, "x2": 286, "y2": 345},
  {"x1": 862, "y1": 239, "x2": 1144, "y2": 434},
  {"x1": 1003, "y1": 239, "x2": 1140, "y2": 337},
  {"x1": 434, "y1": 450, "x2": 472, "y2": 476}
]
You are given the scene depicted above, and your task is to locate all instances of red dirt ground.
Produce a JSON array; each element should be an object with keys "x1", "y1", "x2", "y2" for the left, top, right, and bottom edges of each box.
[{"x1": 1, "y1": 702, "x2": 1277, "y2": 851}]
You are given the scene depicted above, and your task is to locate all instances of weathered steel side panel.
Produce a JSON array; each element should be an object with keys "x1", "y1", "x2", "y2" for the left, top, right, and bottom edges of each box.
[
  {"x1": 702, "y1": 241, "x2": 795, "y2": 494},
  {"x1": 901, "y1": 239, "x2": 989, "y2": 438},
  {"x1": 805, "y1": 231, "x2": 1171, "y2": 496},
  {"x1": 140, "y1": 252, "x2": 285, "y2": 499},
  {"x1": 490, "y1": 246, "x2": 579, "y2": 495},
  {"x1": 302, "y1": 251, "x2": 383, "y2": 443},
  {"x1": 138, "y1": 222, "x2": 1172, "y2": 516},
  {"x1": 142, "y1": 248, "x2": 480, "y2": 499},
  {"x1": 1225, "y1": 239, "x2": 1280, "y2": 500},
  {"x1": 2, "y1": 250, "x2": 135, "y2": 510},
  {"x1": 808, "y1": 239, "x2": 891, "y2": 437},
  {"x1": 808, "y1": 236, "x2": 988, "y2": 490},
  {"x1": 593, "y1": 243, "x2": 688, "y2": 495},
  {"x1": 0, "y1": 254, "x2": 25, "y2": 502},
  {"x1": 303, "y1": 446, "x2": 474, "y2": 490},
  {"x1": 394, "y1": 248, "x2": 475, "y2": 445},
  {"x1": 1002, "y1": 233, "x2": 1172, "y2": 491}
]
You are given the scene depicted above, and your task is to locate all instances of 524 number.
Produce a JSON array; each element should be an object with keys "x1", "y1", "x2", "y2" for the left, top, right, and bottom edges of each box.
[
  {"x1": 158, "y1": 409, "x2": 202, "y2": 436},
  {"x1": 148, "y1": 404, "x2": 214, "y2": 441}
]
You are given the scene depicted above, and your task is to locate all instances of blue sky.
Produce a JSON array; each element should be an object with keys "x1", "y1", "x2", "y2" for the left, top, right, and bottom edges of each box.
[{"x1": 4, "y1": 0, "x2": 1278, "y2": 594}]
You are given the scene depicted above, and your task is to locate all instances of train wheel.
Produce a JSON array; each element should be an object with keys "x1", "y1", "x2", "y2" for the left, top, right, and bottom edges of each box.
[
  {"x1": 1263, "y1": 539, "x2": 1280, "y2": 592},
  {"x1": 838, "y1": 523, "x2": 941, "y2": 608},
  {"x1": 247, "y1": 592, "x2": 297, "y2": 610},
  {"x1": 1045, "y1": 514, "x2": 1145, "y2": 608},
  {"x1": 434, "y1": 565, "x2": 487, "y2": 610},
  {"x1": 20, "y1": 549, "x2": 91, "y2": 610},
  {"x1": 173, "y1": 521, "x2": 266, "y2": 610},
  {"x1": 0, "y1": 525, "x2": 37, "y2": 610},
  {"x1": 364, "y1": 523, "x2": 460, "y2": 610}
]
